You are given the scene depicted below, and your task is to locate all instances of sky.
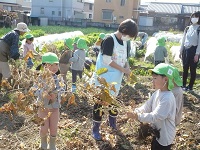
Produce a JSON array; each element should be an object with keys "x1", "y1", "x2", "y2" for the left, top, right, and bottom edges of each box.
[{"x1": 141, "y1": 0, "x2": 200, "y2": 5}]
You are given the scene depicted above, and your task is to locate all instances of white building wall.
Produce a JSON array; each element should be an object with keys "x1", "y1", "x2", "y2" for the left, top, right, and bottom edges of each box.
[
  {"x1": 31, "y1": 0, "x2": 62, "y2": 18},
  {"x1": 71, "y1": 0, "x2": 84, "y2": 19},
  {"x1": 83, "y1": 3, "x2": 93, "y2": 19},
  {"x1": 62, "y1": 0, "x2": 73, "y2": 20},
  {"x1": 31, "y1": 0, "x2": 90, "y2": 20}
]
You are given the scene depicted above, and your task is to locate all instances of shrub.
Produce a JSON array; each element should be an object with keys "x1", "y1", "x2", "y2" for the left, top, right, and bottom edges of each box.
[{"x1": 128, "y1": 57, "x2": 135, "y2": 68}]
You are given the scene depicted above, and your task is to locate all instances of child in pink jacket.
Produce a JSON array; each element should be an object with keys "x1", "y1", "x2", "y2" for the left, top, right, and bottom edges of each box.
[{"x1": 23, "y1": 34, "x2": 39, "y2": 68}]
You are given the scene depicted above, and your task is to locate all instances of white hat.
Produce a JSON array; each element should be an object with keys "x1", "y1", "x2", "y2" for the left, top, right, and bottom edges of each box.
[{"x1": 15, "y1": 22, "x2": 30, "y2": 32}]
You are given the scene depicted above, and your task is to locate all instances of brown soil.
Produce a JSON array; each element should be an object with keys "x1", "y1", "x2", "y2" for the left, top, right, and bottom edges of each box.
[{"x1": 0, "y1": 76, "x2": 200, "y2": 150}]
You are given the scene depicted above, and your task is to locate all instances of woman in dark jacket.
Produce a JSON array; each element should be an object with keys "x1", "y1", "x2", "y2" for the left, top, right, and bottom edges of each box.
[{"x1": 0, "y1": 22, "x2": 29, "y2": 87}]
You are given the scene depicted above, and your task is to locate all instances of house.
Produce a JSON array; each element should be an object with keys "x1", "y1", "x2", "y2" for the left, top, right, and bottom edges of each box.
[
  {"x1": 16, "y1": 0, "x2": 31, "y2": 12},
  {"x1": 0, "y1": 0, "x2": 31, "y2": 12},
  {"x1": 83, "y1": 0, "x2": 94, "y2": 20},
  {"x1": 0, "y1": 0, "x2": 21, "y2": 11},
  {"x1": 0, "y1": 0, "x2": 30, "y2": 25},
  {"x1": 30, "y1": 0, "x2": 94, "y2": 25},
  {"x1": 139, "y1": 2, "x2": 200, "y2": 31},
  {"x1": 93, "y1": 0, "x2": 141, "y2": 25}
]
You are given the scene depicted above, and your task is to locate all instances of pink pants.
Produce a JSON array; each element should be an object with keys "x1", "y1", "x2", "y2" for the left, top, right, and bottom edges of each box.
[{"x1": 38, "y1": 108, "x2": 59, "y2": 137}]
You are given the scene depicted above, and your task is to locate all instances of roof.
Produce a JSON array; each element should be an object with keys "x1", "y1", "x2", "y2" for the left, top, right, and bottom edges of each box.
[
  {"x1": 183, "y1": 5, "x2": 200, "y2": 14},
  {"x1": 0, "y1": 2, "x2": 20, "y2": 6},
  {"x1": 147, "y1": 2, "x2": 200, "y2": 14}
]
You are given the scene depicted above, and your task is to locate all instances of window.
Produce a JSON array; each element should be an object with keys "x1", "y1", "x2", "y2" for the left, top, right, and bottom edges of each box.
[
  {"x1": 49, "y1": 0, "x2": 53, "y2": 2},
  {"x1": 102, "y1": 9, "x2": 113, "y2": 20},
  {"x1": 89, "y1": 14, "x2": 92, "y2": 18},
  {"x1": 58, "y1": 11, "x2": 61, "y2": 16},
  {"x1": 106, "y1": 0, "x2": 111, "y2": 2},
  {"x1": 120, "y1": 0, "x2": 125, "y2": 6},
  {"x1": 77, "y1": 0, "x2": 82, "y2": 2},
  {"x1": 40, "y1": 8, "x2": 44, "y2": 14},
  {"x1": 119, "y1": 16, "x2": 124, "y2": 19},
  {"x1": 3, "y1": 6, "x2": 12, "y2": 11},
  {"x1": 52, "y1": 11, "x2": 55, "y2": 15},
  {"x1": 89, "y1": 4, "x2": 92, "y2": 10},
  {"x1": 24, "y1": 0, "x2": 31, "y2": 2}
]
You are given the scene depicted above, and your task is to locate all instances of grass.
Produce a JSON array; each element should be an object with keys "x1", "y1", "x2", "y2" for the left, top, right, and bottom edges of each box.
[
  {"x1": 0, "y1": 26, "x2": 115, "y2": 37},
  {"x1": 29, "y1": 26, "x2": 115, "y2": 35}
]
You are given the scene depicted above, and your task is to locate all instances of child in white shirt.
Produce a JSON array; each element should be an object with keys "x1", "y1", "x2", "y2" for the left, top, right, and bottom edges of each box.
[{"x1": 127, "y1": 63, "x2": 176, "y2": 150}]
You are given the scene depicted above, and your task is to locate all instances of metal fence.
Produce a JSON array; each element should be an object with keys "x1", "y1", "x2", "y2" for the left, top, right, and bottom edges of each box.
[{"x1": 31, "y1": 18, "x2": 182, "y2": 36}]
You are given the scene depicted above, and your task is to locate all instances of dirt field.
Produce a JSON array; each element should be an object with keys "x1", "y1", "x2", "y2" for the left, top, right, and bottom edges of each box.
[{"x1": 0, "y1": 76, "x2": 200, "y2": 150}]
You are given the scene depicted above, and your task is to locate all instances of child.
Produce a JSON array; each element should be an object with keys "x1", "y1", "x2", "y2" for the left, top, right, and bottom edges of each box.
[
  {"x1": 69, "y1": 38, "x2": 87, "y2": 93},
  {"x1": 23, "y1": 33, "x2": 39, "y2": 68},
  {"x1": 127, "y1": 63, "x2": 176, "y2": 150},
  {"x1": 91, "y1": 19, "x2": 138, "y2": 141},
  {"x1": 34, "y1": 52, "x2": 65, "y2": 150},
  {"x1": 154, "y1": 37, "x2": 168, "y2": 66},
  {"x1": 59, "y1": 38, "x2": 73, "y2": 85},
  {"x1": 171, "y1": 66, "x2": 183, "y2": 126},
  {"x1": 73, "y1": 36, "x2": 80, "y2": 52},
  {"x1": 93, "y1": 33, "x2": 105, "y2": 58},
  {"x1": 137, "y1": 32, "x2": 148, "y2": 50}
]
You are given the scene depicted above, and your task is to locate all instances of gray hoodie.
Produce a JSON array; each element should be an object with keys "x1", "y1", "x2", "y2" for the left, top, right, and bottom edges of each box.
[{"x1": 69, "y1": 49, "x2": 86, "y2": 71}]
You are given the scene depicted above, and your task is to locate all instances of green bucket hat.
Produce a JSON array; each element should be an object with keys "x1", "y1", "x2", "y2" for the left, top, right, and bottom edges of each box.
[
  {"x1": 99, "y1": 33, "x2": 105, "y2": 40},
  {"x1": 42, "y1": 52, "x2": 59, "y2": 64},
  {"x1": 171, "y1": 66, "x2": 183, "y2": 87},
  {"x1": 77, "y1": 38, "x2": 88, "y2": 50},
  {"x1": 65, "y1": 38, "x2": 73, "y2": 51},
  {"x1": 74, "y1": 37, "x2": 80, "y2": 44},
  {"x1": 25, "y1": 34, "x2": 34, "y2": 39},
  {"x1": 157, "y1": 37, "x2": 166, "y2": 46},
  {"x1": 18, "y1": 40, "x2": 22, "y2": 45},
  {"x1": 149, "y1": 63, "x2": 174, "y2": 90}
]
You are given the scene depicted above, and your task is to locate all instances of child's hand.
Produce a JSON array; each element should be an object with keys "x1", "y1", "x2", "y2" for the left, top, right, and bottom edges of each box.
[
  {"x1": 194, "y1": 54, "x2": 199, "y2": 63},
  {"x1": 123, "y1": 68, "x2": 131, "y2": 76},
  {"x1": 127, "y1": 112, "x2": 138, "y2": 120},
  {"x1": 44, "y1": 92, "x2": 57, "y2": 104}
]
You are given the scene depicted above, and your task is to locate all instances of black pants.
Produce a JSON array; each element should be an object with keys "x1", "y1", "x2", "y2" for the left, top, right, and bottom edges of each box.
[
  {"x1": 182, "y1": 46, "x2": 199, "y2": 88},
  {"x1": 93, "y1": 103, "x2": 118, "y2": 121},
  {"x1": 151, "y1": 137, "x2": 172, "y2": 150},
  {"x1": 72, "y1": 69, "x2": 83, "y2": 84}
]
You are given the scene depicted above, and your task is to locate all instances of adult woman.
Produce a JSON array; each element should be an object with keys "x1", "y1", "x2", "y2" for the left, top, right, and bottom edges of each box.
[
  {"x1": 180, "y1": 11, "x2": 200, "y2": 91},
  {"x1": 91, "y1": 19, "x2": 138, "y2": 140},
  {"x1": 0, "y1": 22, "x2": 29, "y2": 86}
]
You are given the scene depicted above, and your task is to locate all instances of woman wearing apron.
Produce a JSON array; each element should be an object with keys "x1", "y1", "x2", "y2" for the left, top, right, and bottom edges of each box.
[{"x1": 91, "y1": 19, "x2": 138, "y2": 140}]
